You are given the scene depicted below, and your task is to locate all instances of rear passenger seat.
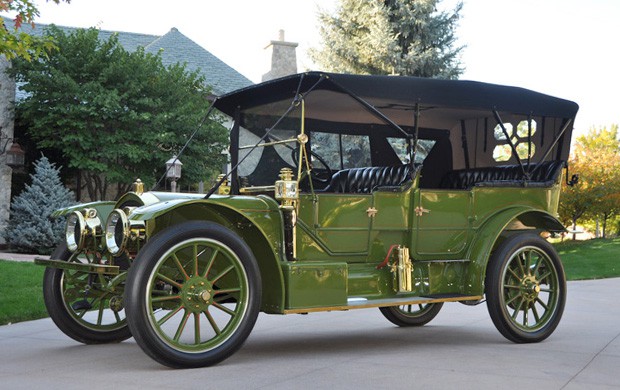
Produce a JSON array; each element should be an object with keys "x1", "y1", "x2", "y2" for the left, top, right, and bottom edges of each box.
[{"x1": 439, "y1": 160, "x2": 565, "y2": 190}]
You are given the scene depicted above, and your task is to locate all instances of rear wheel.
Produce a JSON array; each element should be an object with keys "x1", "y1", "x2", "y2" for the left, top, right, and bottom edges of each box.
[
  {"x1": 379, "y1": 302, "x2": 443, "y2": 327},
  {"x1": 125, "y1": 221, "x2": 261, "y2": 368},
  {"x1": 486, "y1": 233, "x2": 566, "y2": 343},
  {"x1": 43, "y1": 244, "x2": 131, "y2": 344}
]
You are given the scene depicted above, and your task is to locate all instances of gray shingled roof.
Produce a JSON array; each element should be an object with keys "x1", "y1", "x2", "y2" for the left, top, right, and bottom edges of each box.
[
  {"x1": 7, "y1": 17, "x2": 253, "y2": 97},
  {"x1": 144, "y1": 28, "x2": 252, "y2": 96}
]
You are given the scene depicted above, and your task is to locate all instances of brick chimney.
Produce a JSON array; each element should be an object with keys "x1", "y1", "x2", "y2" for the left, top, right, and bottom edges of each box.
[{"x1": 262, "y1": 30, "x2": 298, "y2": 82}]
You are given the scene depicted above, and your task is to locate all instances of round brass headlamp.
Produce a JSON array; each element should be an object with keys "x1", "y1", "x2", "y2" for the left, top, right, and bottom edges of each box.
[
  {"x1": 105, "y1": 209, "x2": 130, "y2": 256},
  {"x1": 65, "y1": 211, "x2": 87, "y2": 252}
]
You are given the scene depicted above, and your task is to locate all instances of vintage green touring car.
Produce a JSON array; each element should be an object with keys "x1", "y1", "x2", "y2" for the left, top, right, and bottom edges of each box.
[{"x1": 36, "y1": 72, "x2": 579, "y2": 368}]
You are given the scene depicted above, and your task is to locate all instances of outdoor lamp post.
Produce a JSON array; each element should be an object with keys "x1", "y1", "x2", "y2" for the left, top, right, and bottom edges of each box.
[{"x1": 165, "y1": 155, "x2": 183, "y2": 192}]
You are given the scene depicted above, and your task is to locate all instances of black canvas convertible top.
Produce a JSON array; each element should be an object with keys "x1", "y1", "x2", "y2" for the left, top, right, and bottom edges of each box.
[
  {"x1": 214, "y1": 72, "x2": 578, "y2": 121},
  {"x1": 213, "y1": 72, "x2": 578, "y2": 170}
]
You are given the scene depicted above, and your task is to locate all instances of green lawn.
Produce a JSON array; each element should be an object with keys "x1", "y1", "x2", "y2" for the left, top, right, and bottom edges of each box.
[
  {"x1": 0, "y1": 238, "x2": 618, "y2": 325},
  {"x1": 553, "y1": 237, "x2": 620, "y2": 280},
  {"x1": 0, "y1": 260, "x2": 47, "y2": 326}
]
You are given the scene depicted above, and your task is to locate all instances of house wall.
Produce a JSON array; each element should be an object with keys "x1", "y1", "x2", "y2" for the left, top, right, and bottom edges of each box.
[{"x1": 0, "y1": 57, "x2": 16, "y2": 246}]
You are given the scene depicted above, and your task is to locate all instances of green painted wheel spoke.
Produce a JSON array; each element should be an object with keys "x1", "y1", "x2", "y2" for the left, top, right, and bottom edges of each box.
[
  {"x1": 536, "y1": 297, "x2": 549, "y2": 310},
  {"x1": 203, "y1": 248, "x2": 219, "y2": 278},
  {"x1": 157, "y1": 305, "x2": 183, "y2": 326},
  {"x1": 503, "y1": 284, "x2": 521, "y2": 290},
  {"x1": 525, "y1": 251, "x2": 533, "y2": 274},
  {"x1": 210, "y1": 265, "x2": 235, "y2": 285},
  {"x1": 214, "y1": 288, "x2": 241, "y2": 295},
  {"x1": 538, "y1": 270, "x2": 552, "y2": 281},
  {"x1": 212, "y1": 302, "x2": 236, "y2": 316},
  {"x1": 171, "y1": 254, "x2": 190, "y2": 281},
  {"x1": 532, "y1": 256, "x2": 543, "y2": 275},
  {"x1": 515, "y1": 255, "x2": 526, "y2": 275},
  {"x1": 97, "y1": 300, "x2": 105, "y2": 326},
  {"x1": 511, "y1": 298, "x2": 524, "y2": 320},
  {"x1": 539, "y1": 287, "x2": 555, "y2": 293},
  {"x1": 156, "y1": 273, "x2": 183, "y2": 289},
  {"x1": 508, "y1": 267, "x2": 521, "y2": 280},
  {"x1": 174, "y1": 310, "x2": 191, "y2": 342},
  {"x1": 114, "y1": 311, "x2": 122, "y2": 323},
  {"x1": 531, "y1": 305, "x2": 541, "y2": 323},
  {"x1": 505, "y1": 293, "x2": 521, "y2": 306},
  {"x1": 194, "y1": 312, "x2": 201, "y2": 344},
  {"x1": 205, "y1": 309, "x2": 221, "y2": 335},
  {"x1": 151, "y1": 295, "x2": 181, "y2": 303},
  {"x1": 193, "y1": 244, "x2": 199, "y2": 277}
]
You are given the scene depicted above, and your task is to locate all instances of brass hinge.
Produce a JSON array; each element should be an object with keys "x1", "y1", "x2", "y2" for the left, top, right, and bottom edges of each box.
[
  {"x1": 366, "y1": 207, "x2": 378, "y2": 217},
  {"x1": 414, "y1": 206, "x2": 430, "y2": 217}
]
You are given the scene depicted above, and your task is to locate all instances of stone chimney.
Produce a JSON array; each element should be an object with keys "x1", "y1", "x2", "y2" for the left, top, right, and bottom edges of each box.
[{"x1": 262, "y1": 30, "x2": 298, "y2": 82}]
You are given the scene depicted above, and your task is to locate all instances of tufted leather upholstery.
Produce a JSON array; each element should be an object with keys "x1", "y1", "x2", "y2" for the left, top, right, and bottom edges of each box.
[
  {"x1": 439, "y1": 160, "x2": 565, "y2": 190},
  {"x1": 321, "y1": 164, "x2": 419, "y2": 193}
]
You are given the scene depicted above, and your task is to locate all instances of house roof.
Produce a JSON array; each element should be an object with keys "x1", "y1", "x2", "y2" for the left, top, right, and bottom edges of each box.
[{"x1": 7, "y1": 17, "x2": 253, "y2": 97}]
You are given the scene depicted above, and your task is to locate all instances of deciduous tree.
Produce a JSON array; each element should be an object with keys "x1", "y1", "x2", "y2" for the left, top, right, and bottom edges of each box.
[
  {"x1": 0, "y1": 0, "x2": 69, "y2": 60},
  {"x1": 12, "y1": 26, "x2": 228, "y2": 200},
  {"x1": 559, "y1": 125, "x2": 620, "y2": 239}
]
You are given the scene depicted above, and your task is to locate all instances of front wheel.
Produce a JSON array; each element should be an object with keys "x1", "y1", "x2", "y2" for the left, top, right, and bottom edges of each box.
[
  {"x1": 486, "y1": 233, "x2": 566, "y2": 343},
  {"x1": 379, "y1": 302, "x2": 443, "y2": 327},
  {"x1": 125, "y1": 221, "x2": 261, "y2": 368},
  {"x1": 43, "y1": 244, "x2": 131, "y2": 344}
]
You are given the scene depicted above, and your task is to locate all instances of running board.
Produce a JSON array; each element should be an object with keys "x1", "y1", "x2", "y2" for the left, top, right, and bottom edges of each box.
[{"x1": 282, "y1": 294, "x2": 483, "y2": 314}]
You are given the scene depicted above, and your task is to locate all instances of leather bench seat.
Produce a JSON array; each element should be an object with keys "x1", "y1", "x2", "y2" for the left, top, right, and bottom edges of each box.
[
  {"x1": 321, "y1": 164, "x2": 420, "y2": 193},
  {"x1": 439, "y1": 160, "x2": 565, "y2": 190}
]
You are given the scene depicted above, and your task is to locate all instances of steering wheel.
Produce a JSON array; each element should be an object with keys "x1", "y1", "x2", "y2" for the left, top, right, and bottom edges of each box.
[{"x1": 291, "y1": 147, "x2": 334, "y2": 184}]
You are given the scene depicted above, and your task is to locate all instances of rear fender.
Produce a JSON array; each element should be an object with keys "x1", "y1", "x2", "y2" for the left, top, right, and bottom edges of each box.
[{"x1": 463, "y1": 208, "x2": 566, "y2": 296}]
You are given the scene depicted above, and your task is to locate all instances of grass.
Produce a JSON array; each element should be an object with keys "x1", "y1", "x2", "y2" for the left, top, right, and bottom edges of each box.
[
  {"x1": 553, "y1": 237, "x2": 620, "y2": 280},
  {"x1": 0, "y1": 260, "x2": 47, "y2": 326},
  {"x1": 0, "y1": 238, "x2": 618, "y2": 325}
]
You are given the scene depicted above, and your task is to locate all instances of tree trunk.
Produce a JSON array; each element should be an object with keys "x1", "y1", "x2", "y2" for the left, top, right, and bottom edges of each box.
[{"x1": 572, "y1": 218, "x2": 577, "y2": 240}]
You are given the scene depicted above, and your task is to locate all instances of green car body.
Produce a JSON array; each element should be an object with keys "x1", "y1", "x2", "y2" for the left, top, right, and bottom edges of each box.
[{"x1": 37, "y1": 72, "x2": 579, "y2": 368}]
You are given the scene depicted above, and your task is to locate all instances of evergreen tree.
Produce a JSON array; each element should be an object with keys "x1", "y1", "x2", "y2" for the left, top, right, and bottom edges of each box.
[
  {"x1": 3, "y1": 156, "x2": 74, "y2": 253},
  {"x1": 311, "y1": 0, "x2": 464, "y2": 78}
]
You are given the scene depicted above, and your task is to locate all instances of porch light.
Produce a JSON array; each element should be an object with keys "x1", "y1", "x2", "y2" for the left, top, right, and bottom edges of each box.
[
  {"x1": 1, "y1": 139, "x2": 26, "y2": 169},
  {"x1": 165, "y1": 155, "x2": 183, "y2": 192}
]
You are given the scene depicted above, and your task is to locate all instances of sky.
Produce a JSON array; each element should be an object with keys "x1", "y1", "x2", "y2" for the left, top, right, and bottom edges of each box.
[{"x1": 6, "y1": 0, "x2": 620, "y2": 136}]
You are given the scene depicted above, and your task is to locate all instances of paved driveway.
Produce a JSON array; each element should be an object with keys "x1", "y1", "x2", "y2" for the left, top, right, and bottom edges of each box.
[{"x1": 1, "y1": 278, "x2": 618, "y2": 389}]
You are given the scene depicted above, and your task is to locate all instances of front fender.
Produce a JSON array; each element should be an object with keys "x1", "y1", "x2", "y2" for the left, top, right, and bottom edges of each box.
[
  {"x1": 51, "y1": 201, "x2": 116, "y2": 222},
  {"x1": 129, "y1": 194, "x2": 287, "y2": 314},
  {"x1": 463, "y1": 207, "x2": 566, "y2": 296}
]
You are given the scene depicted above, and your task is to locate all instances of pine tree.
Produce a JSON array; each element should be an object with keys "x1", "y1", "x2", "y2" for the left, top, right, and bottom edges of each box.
[
  {"x1": 311, "y1": 0, "x2": 464, "y2": 79},
  {"x1": 3, "y1": 156, "x2": 75, "y2": 253}
]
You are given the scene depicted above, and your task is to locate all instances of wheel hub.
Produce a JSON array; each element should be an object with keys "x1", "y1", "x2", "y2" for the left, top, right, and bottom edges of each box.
[
  {"x1": 520, "y1": 275, "x2": 540, "y2": 303},
  {"x1": 180, "y1": 276, "x2": 213, "y2": 313}
]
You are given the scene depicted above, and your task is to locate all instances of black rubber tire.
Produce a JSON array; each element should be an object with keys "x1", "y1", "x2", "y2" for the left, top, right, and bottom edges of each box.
[
  {"x1": 43, "y1": 243, "x2": 131, "y2": 344},
  {"x1": 485, "y1": 233, "x2": 566, "y2": 343},
  {"x1": 125, "y1": 221, "x2": 261, "y2": 368},
  {"x1": 379, "y1": 302, "x2": 443, "y2": 327}
]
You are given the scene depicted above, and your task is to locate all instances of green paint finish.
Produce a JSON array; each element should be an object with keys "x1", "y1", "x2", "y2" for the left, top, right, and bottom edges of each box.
[
  {"x1": 52, "y1": 201, "x2": 115, "y2": 223},
  {"x1": 282, "y1": 262, "x2": 348, "y2": 309},
  {"x1": 297, "y1": 193, "x2": 372, "y2": 255},
  {"x1": 414, "y1": 190, "x2": 471, "y2": 257}
]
